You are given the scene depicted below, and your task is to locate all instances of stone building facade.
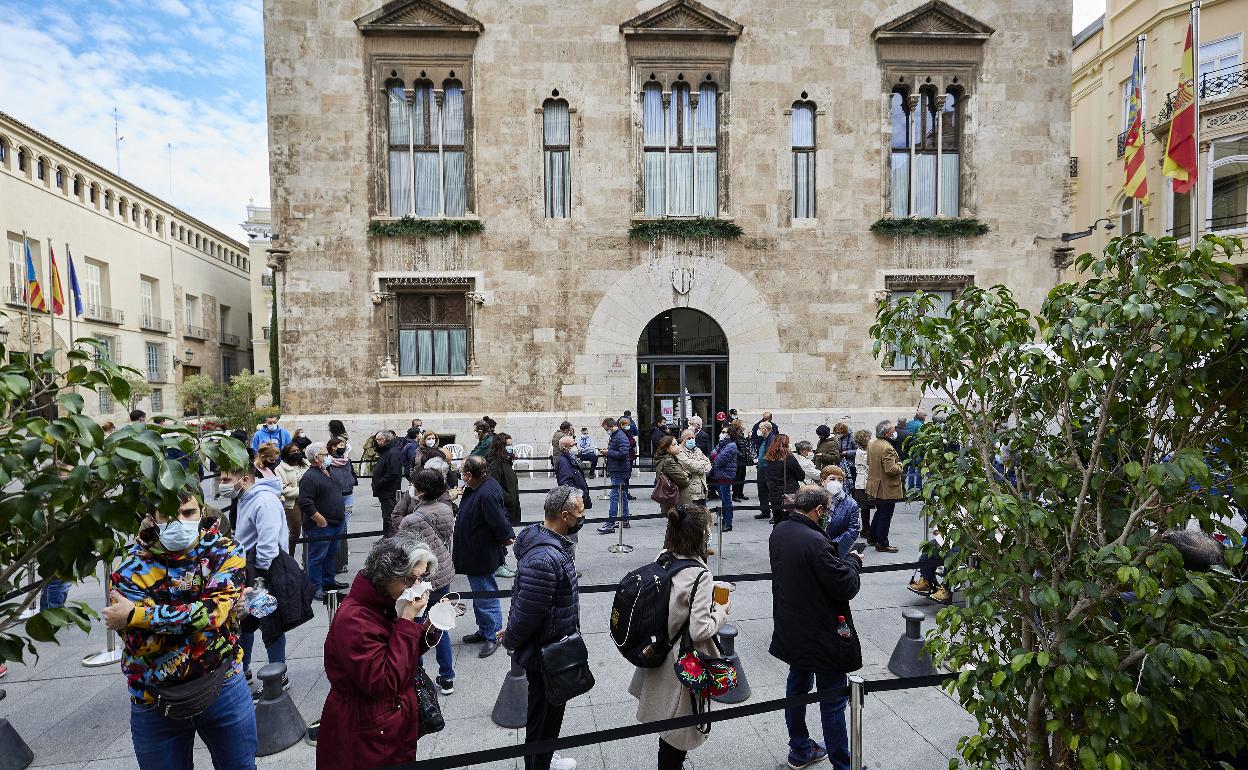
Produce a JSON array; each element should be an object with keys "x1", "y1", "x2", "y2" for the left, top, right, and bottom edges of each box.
[{"x1": 264, "y1": 0, "x2": 1072, "y2": 449}]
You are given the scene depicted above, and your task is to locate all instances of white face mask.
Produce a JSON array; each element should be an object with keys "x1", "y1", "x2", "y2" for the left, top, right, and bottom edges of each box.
[
  {"x1": 826, "y1": 480, "x2": 845, "y2": 499},
  {"x1": 425, "y1": 439, "x2": 438, "y2": 447}
]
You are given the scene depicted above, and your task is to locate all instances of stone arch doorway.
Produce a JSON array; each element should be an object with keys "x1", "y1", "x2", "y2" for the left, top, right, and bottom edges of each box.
[{"x1": 637, "y1": 308, "x2": 728, "y2": 455}]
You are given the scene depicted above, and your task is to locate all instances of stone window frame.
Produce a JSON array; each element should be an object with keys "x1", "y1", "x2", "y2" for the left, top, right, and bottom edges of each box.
[
  {"x1": 539, "y1": 92, "x2": 574, "y2": 219},
  {"x1": 789, "y1": 96, "x2": 819, "y2": 220},
  {"x1": 885, "y1": 70, "x2": 970, "y2": 219},
  {"x1": 368, "y1": 56, "x2": 477, "y2": 220},
  {"x1": 374, "y1": 272, "x2": 486, "y2": 383},
  {"x1": 878, "y1": 272, "x2": 974, "y2": 374},
  {"x1": 630, "y1": 60, "x2": 732, "y2": 220}
]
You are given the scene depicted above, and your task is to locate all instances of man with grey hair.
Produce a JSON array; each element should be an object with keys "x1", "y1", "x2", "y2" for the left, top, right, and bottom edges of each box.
[
  {"x1": 372, "y1": 430, "x2": 404, "y2": 536},
  {"x1": 453, "y1": 455, "x2": 514, "y2": 657},
  {"x1": 866, "y1": 420, "x2": 903, "y2": 553},
  {"x1": 502, "y1": 485, "x2": 584, "y2": 770}
]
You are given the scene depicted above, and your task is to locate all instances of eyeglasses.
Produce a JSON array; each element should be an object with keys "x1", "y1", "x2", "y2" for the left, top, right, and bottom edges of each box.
[{"x1": 402, "y1": 571, "x2": 431, "y2": 587}]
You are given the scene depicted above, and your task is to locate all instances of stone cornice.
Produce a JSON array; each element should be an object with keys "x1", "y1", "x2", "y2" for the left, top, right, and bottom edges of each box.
[
  {"x1": 355, "y1": 0, "x2": 484, "y2": 37},
  {"x1": 619, "y1": 0, "x2": 742, "y2": 41}
]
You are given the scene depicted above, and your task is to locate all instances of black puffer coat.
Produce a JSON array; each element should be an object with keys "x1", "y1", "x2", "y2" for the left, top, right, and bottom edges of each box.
[
  {"x1": 502, "y1": 524, "x2": 580, "y2": 670},
  {"x1": 768, "y1": 513, "x2": 862, "y2": 674}
]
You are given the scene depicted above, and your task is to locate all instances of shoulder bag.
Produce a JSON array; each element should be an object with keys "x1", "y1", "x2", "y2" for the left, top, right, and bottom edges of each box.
[
  {"x1": 540, "y1": 556, "x2": 596, "y2": 706},
  {"x1": 651, "y1": 464, "x2": 680, "y2": 507},
  {"x1": 153, "y1": 652, "x2": 234, "y2": 720},
  {"x1": 671, "y1": 571, "x2": 739, "y2": 735},
  {"x1": 414, "y1": 664, "x2": 445, "y2": 734}
]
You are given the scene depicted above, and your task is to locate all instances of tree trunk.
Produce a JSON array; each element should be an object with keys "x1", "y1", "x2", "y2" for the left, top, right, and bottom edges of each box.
[{"x1": 1025, "y1": 684, "x2": 1051, "y2": 770}]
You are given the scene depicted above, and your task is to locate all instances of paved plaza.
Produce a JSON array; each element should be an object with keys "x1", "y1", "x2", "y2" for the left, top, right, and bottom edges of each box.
[{"x1": 0, "y1": 472, "x2": 975, "y2": 770}]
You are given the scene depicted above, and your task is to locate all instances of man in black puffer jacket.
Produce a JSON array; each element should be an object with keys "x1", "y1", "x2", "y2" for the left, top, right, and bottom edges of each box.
[
  {"x1": 503, "y1": 485, "x2": 584, "y2": 770},
  {"x1": 371, "y1": 431, "x2": 403, "y2": 535}
]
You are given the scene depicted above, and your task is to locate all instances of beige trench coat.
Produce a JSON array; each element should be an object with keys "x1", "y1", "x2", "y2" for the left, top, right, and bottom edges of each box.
[
  {"x1": 676, "y1": 448, "x2": 712, "y2": 502},
  {"x1": 628, "y1": 553, "x2": 728, "y2": 752}
]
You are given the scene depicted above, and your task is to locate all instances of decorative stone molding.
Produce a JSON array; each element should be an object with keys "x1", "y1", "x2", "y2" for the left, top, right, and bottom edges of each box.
[
  {"x1": 871, "y1": 1, "x2": 994, "y2": 44},
  {"x1": 619, "y1": 0, "x2": 742, "y2": 40},
  {"x1": 355, "y1": 0, "x2": 484, "y2": 37}
]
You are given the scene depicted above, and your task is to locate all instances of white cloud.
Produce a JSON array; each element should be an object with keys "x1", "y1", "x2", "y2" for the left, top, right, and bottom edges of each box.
[
  {"x1": 1072, "y1": 0, "x2": 1106, "y2": 34},
  {"x1": 153, "y1": 0, "x2": 192, "y2": 17},
  {"x1": 0, "y1": 5, "x2": 268, "y2": 240}
]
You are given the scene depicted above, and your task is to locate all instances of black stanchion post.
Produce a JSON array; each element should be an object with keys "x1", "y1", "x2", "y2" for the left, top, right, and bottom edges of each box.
[
  {"x1": 0, "y1": 689, "x2": 33, "y2": 770},
  {"x1": 325, "y1": 589, "x2": 342, "y2": 622},
  {"x1": 491, "y1": 654, "x2": 529, "y2": 729},
  {"x1": 709, "y1": 623, "x2": 750, "y2": 704},
  {"x1": 254, "y1": 662, "x2": 307, "y2": 756},
  {"x1": 887, "y1": 608, "x2": 936, "y2": 677}
]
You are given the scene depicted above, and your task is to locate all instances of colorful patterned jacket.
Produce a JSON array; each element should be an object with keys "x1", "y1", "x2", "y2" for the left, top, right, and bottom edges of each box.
[{"x1": 111, "y1": 520, "x2": 247, "y2": 703}]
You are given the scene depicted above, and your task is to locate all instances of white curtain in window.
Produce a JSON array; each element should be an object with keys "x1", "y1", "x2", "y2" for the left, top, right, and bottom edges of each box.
[
  {"x1": 388, "y1": 87, "x2": 409, "y2": 144},
  {"x1": 643, "y1": 86, "x2": 664, "y2": 146},
  {"x1": 450, "y1": 329, "x2": 467, "y2": 375},
  {"x1": 939, "y1": 153, "x2": 959, "y2": 217},
  {"x1": 794, "y1": 153, "x2": 813, "y2": 218},
  {"x1": 545, "y1": 150, "x2": 569, "y2": 218},
  {"x1": 792, "y1": 105, "x2": 814, "y2": 147},
  {"x1": 544, "y1": 100, "x2": 569, "y2": 144},
  {"x1": 696, "y1": 85, "x2": 717, "y2": 147},
  {"x1": 398, "y1": 330, "x2": 417, "y2": 376},
  {"x1": 443, "y1": 85, "x2": 465, "y2": 145},
  {"x1": 914, "y1": 154, "x2": 937, "y2": 217},
  {"x1": 444, "y1": 151, "x2": 466, "y2": 216},
  {"x1": 890, "y1": 153, "x2": 910, "y2": 216},
  {"x1": 417, "y1": 330, "x2": 433, "y2": 375},
  {"x1": 671, "y1": 86, "x2": 691, "y2": 146},
  {"x1": 412, "y1": 85, "x2": 428, "y2": 144},
  {"x1": 433, "y1": 330, "x2": 450, "y2": 375},
  {"x1": 669, "y1": 153, "x2": 694, "y2": 216},
  {"x1": 389, "y1": 150, "x2": 413, "y2": 215},
  {"x1": 644, "y1": 151, "x2": 666, "y2": 216},
  {"x1": 696, "y1": 152, "x2": 716, "y2": 217},
  {"x1": 413, "y1": 152, "x2": 440, "y2": 216}
]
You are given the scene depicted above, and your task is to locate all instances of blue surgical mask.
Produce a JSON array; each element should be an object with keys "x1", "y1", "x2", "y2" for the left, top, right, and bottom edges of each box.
[
  {"x1": 321, "y1": 456, "x2": 333, "y2": 469},
  {"x1": 158, "y1": 519, "x2": 201, "y2": 552},
  {"x1": 684, "y1": 439, "x2": 696, "y2": 450},
  {"x1": 505, "y1": 446, "x2": 514, "y2": 455}
]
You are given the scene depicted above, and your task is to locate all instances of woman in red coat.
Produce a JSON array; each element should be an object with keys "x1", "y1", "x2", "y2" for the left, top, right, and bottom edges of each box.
[{"x1": 318, "y1": 535, "x2": 442, "y2": 769}]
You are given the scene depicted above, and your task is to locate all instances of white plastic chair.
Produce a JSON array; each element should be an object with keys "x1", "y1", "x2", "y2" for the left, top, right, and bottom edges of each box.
[
  {"x1": 512, "y1": 443, "x2": 535, "y2": 477},
  {"x1": 445, "y1": 444, "x2": 466, "y2": 469}
]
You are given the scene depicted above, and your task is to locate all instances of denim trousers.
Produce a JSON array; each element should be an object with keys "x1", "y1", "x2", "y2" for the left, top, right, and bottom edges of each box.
[
  {"x1": 784, "y1": 668, "x2": 850, "y2": 770},
  {"x1": 40, "y1": 579, "x2": 69, "y2": 610},
  {"x1": 305, "y1": 520, "x2": 344, "y2": 589},
  {"x1": 420, "y1": 586, "x2": 455, "y2": 680},
  {"x1": 130, "y1": 670, "x2": 257, "y2": 770},
  {"x1": 466, "y1": 573, "x2": 502, "y2": 637},
  {"x1": 239, "y1": 630, "x2": 287, "y2": 673},
  {"x1": 607, "y1": 478, "x2": 630, "y2": 522},
  {"x1": 871, "y1": 500, "x2": 897, "y2": 548},
  {"x1": 716, "y1": 483, "x2": 734, "y2": 527}
]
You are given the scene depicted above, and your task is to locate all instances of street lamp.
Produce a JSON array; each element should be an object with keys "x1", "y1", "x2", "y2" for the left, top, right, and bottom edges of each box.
[{"x1": 1060, "y1": 218, "x2": 1116, "y2": 243}]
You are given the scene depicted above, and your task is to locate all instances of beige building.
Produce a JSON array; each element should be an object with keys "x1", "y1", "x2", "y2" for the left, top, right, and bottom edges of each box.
[
  {"x1": 0, "y1": 111, "x2": 254, "y2": 420},
  {"x1": 265, "y1": 0, "x2": 1072, "y2": 447},
  {"x1": 1070, "y1": 0, "x2": 1248, "y2": 285}
]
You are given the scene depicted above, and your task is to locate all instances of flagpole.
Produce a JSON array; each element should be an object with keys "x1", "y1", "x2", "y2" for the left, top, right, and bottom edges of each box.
[
  {"x1": 46, "y1": 237, "x2": 55, "y2": 357},
  {"x1": 22, "y1": 231, "x2": 32, "y2": 361},
  {"x1": 1190, "y1": 0, "x2": 1202, "y2": 244},
  {"x1": 66, "y1": 243, "x2": 74, "y2": 361},
  {"x1": 1137, "y1": 34, "x2": 1147, "y2": 225}
]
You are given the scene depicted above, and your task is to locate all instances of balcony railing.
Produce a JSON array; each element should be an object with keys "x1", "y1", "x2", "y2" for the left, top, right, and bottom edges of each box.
[
  {"x1": 262, "y1": 326, "x2": 271, "y2": 340},
  {"x1": 1116, "y1": 130, "x2": 1128, "y2": 158},
  {"x1": 3, "y1": 286, "x2": 23, "y2": 306},
  {"x1": 139, "y1": 314, "x2": 172, "y2": 333},
  {"x1": 221, "y1": 332, "x2": 241, "y2": 347},
  {"x1": 1156, "y1": 62, "x2": 1248, "y2": 125},
  {"x1": 183, "y1": 324, "x2": 209, "y2": 340},
  {"x1": 82, "y1": 304, "x2": 124, "y2": 324}
]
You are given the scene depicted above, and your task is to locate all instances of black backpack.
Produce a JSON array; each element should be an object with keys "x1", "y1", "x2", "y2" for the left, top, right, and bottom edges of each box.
[{"x1": 610, "y1": 552, "x2": 702, "y2": 668}]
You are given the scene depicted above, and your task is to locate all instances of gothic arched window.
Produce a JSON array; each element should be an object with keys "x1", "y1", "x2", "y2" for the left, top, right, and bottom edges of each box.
[
  {"x1": 792, "y1": 101, "x2": 816, "y2": 218},
  {"x1": 542, "y1": 98, "x2": 570, "y2": 218}
]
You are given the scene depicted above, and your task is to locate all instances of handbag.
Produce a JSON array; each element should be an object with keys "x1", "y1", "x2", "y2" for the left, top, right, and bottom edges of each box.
[
  {"x1": 153, "y1": 653, "x2": 233, "y2": 720},
  {"x1": 670, "y1": 572, "x2": 738, "y2": 735},
  {"x1": 413, "y1": 666, "x2": 445, "y2": 734},
  {"x1": 540, "y1": 631, "x2": 596, "y2": 706},
  {"x1": 651, "y1": 468, "x2": 680, "y2": 507}
]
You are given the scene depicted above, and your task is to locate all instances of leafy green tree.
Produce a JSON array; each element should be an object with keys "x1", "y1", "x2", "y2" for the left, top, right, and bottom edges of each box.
[
  {"x1": 176, "y1": 373, "x2": 218, "y2": 419},
  {"x1": 0, "y1": 344, "x2": 247, "y2": 663},
  {"x1": 872, "y1": 234, "x2": 1248, "y2": 770},
  {"x1": 214, "y1": 370, "x2": 273, "y2": 433},
  {"x1": 121, "y1": 372, "x2": 153, "y2": 413}
]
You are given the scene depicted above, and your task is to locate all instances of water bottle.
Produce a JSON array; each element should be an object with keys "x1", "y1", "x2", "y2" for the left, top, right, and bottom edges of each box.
[
  {"x1": 246, "y1": 578, "x2": 278, "y2": 618},
  {"x1": 837, "y1": 615, "x2": 852, "y2": 639}
]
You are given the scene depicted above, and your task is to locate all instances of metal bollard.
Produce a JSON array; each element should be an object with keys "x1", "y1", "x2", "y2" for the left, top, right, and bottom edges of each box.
[
  {"x1": 324, "y1": 590, "x2": 342, "y2": 622},
  {"x1": 607, "y1": 483, "x2": 633, "y2": 554},
  {"x1": 849, "y1": 675, "x2": 865, "y2": 770},
  {"x1": 82, "y1": 560, "x2": 121, "y2": 668},
  {"x1": 254, "y1": 662, "x2": 306, "y2": 756}
]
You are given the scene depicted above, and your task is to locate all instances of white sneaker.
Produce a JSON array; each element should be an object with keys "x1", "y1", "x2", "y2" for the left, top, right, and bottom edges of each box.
[{"x1": 549, "y1": 754, "x2": 577, "y2": 770}]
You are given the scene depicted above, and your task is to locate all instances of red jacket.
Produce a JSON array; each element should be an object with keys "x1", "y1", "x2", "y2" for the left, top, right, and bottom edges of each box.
[{"x1": 317, "y1": 573, "x2": 439, "y2": 769}]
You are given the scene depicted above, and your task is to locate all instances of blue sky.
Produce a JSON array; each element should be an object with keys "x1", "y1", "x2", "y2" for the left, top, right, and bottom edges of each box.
[
  {"x1": 0, "y1": 0, "x2": 268, "y2": 239},
  {"x1": 0, "y1": 0, "x2": 1104, "y2": 239}
]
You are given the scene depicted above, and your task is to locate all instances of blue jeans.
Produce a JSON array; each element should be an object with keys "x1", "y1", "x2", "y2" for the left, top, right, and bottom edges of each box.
[
  {"x1": 130, "y1": 670, "x2": 257, "y2": 770},
  {"x1": 40, "y1": 579, "x2": 69, "y2": 610},
  {"x1": 717, "y1": 483, "x2": 734, "y2": 527},
  {"x1": 239, "y1": 630, "x2": 287, "y2": 673},
  {"x1": 466, "y1": 573, "x2": 502, "y2": 638},
  {"x1": 607, "y1": 478, "x2": 630, "y2": 522},
  {"x1": 306, "y1": 520, "x2": 344, "y2": 590},
  {"x1": 421, "y1": 586, "x2": 455, "y2": 680},
  {"x1": 905, "y1": 464, "x2": 923, "y2": 491},
  {"x1": 785, "y1": 668, "x2": 849, "y2": 770},
  {"x1": 871, "y1": 500, "x2": 896, "y2": 548}
]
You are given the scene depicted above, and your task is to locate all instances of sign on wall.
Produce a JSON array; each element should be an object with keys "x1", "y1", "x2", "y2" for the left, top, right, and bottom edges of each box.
[{"x1": 660, "y1": 399, "x2": 674, "y2": 421}]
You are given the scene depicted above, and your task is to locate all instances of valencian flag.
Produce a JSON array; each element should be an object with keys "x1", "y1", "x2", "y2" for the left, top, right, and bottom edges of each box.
[
  {"x1": 67, "y1": 247, "x2": 84, "y2": 317},
  {"x1": 23, "y1": 237, "x2": 47, "y2": 312},
  {"x1": 1163, "y1": 21, "x2": 1198, "y2": 193},
  {"x1": 48, "y1": 243, "x2": 65, "y2": 316},
  {"x1": 1123, "y1": 44, "x2": 1149, "y2": 203}
]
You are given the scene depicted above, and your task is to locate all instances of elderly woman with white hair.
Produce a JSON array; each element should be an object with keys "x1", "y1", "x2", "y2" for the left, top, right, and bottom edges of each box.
[{"x1": 318, "y1": 534, "x2": 444, "y2": 769}]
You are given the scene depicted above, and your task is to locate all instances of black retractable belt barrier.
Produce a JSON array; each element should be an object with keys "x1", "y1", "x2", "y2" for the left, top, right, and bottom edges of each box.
[{"x1": 380, "y1": 673, "x2": 955, "y2": 770}]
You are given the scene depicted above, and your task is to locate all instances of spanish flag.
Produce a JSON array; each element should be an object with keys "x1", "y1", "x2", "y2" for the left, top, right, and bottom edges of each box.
[
  {"x1": 1123, "y1": 45, "x2": 1149, "y2": 204},
  {"x1": 23, "y1": 237, "x2": 47, "y2": 313},
  {"x1": 48, "y1": 243, "x2": 66, "y2": 316},
  {"x1": 1163, "y1": 21, "x2": 1198, "y2": 194}
]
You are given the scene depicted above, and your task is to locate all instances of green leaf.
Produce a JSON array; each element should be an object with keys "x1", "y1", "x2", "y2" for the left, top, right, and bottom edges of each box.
[
  {"x1": 56, "y1": 392, "x2": 85, "y2": 414},
  {"x1": 1172, "y1": 283, "x2": 1196, "y2": 298},
  {"x1": 991, "y1": 671, "x2": 1006, "y2": 688},
  {"x1": 1106, "y1": 751, "x2": 1128, "y2": 770},
  {"x1": 1078, "y1": 745, "x2": 1098, "y2": 770}
]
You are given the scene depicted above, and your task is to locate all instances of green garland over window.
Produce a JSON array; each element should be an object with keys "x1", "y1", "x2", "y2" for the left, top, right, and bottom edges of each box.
[
  {"x1": 368, "y1": 217, "x2": 485, "y2": 238},
  {"x1": 869, "y1": 217, "x2": 989, "y2": 238},
  {"x1": 628, "y1": 218, "x2": 743, "y2": 241}
]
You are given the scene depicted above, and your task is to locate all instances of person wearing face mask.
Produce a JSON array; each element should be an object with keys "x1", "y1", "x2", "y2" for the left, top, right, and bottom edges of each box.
[
  {"x1": 397, "y1": 469, "x2": 457, "y2": 695},
  {"x1": 596, "y1": 417, "x2": 634, "y2": 534},
  {"x1": 317, "y1": 536, "x2": 441, "y2": 770},
  {"x1": 866, "y1": 420, "x2": 904, "y2": 553},
  {"x1": 688, "y1": 416, "x2": 713, "y2": 457},
  {"x1": 453, "y1": 455, "x2": 515, "y2": 657},
  {"x1": 298, "y1": 442, "x2": 350, "y2": 600},
  {"x1": 819, "y1": 466, "x2": 862, "y2": 558},
  {"x1": 794, "y1": 440, "x2": 822, "y2": 483},
  {"x1": 325, "y1": 437, "x2": 359, "y2": 575},
  {"x1": 676, "y1": 429, "x2": 711, "y2": 509},
  {"x1": 488, "y1": 433, "x2": 522, "y2": 578},
  {"x1": 371, "y1": 430, "x2": 404, "y2": 537},
  {"x1": 652, "y1": 436, "x2": 693, "y2": 515},
  {"x1": 711, "y1": 425, "x2": 740, "y2": 532},
  {"x1": 291, "y1": 428, "x2": 312, "y2": 452},
  {"x1": 104, "y1": 489, "x2": 255, "y2": 770},
  {"x1": 501, "y1": 486, "x2": 585, "y2": 770},
  {"x1": 251, "y1": 414, "x2": 292, "y2": 453},
  {"x1": 575, "y1": 428, "x2": 599, "y2": 478},
  {"x1": 469, "y1": 416, "x2": 496, "y2": 458},
  {"x1": 276, "y1": 443, "x2": 309, "y2": 555}
]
